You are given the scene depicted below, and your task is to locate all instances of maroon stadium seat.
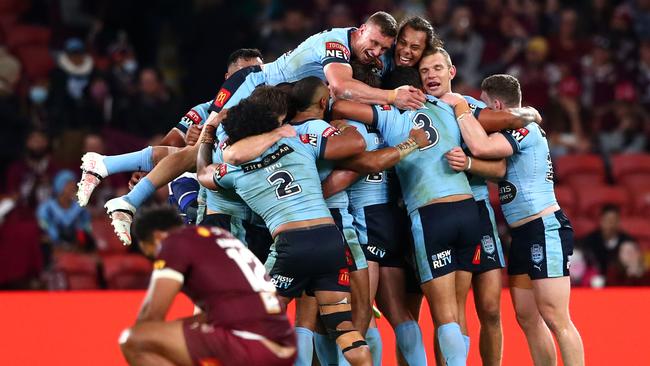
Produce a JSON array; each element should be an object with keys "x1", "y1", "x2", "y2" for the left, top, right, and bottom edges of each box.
[
  {"x1": 13, "y1": 45, "x2": 54, "y2": 80},
  {"x1": 103, "y1": 254, "x2": 152, "y2": 289},
  {"x1": 92, "y1": 217, "x2": 128, "y2": 255},
  {"x1": 554, "y1": 154, "x2": 606, "y2": 188},
  {"x1": 54, "y1": 252, "x2": 99, "y2": 290},
  {"x1": 620, "y1": 217, "x2": 650, "y2": 242},
  {"x1": 624, "y1": 184, "x2": 650, "y2": 216},
  {"x1": 554, "y1": 185, "x2": 576, "y2": 220},
  {"x1": 5, "y1": 24, "x2": 50, "y2": 51},
  {"x1": 611, "y1": 154, "x2": 650, "y2": 183},
  {"x1": 576, "y1": 185, "x2": 630, "y2": 219},
  {"x1": 571, "y1": 216, "x2": 598, "y2": 240}
]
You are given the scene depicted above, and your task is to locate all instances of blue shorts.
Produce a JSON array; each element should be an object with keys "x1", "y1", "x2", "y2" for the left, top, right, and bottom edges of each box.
[
  {"x1": 508, "y1": 210, "x2": 574, "y2": 280},
  {"x1": 457, "y1": 200, "x2": 506, "y2": 273},
  {"x1": 410, "y1": 199, "x2": 481, "y2": 283},
  {"x1": 331, "y1": 208, "x2": 368, "y2": 272},
  {"x1": 351, "y1": 203, "x2": 406, "y2": 267},
  {"x1": 208, "y1": 65, "x2": 266, "y2": 113},
  {"x1": 201, "y1": 213, "x2": 273, "y2": 264}
]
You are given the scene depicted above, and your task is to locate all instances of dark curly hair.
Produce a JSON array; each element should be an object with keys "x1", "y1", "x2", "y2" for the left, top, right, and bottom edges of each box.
[{"x1": 222, "y1": 95, "x2": 286, "y2": 143}]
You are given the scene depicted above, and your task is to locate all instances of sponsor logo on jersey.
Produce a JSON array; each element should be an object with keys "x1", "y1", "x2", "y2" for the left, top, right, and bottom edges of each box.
[
  {"x1": 498, "y1": 180, "x2": 517, "y2": 204},
  {"x1": 322, "y1": 126, "x2": 340, "y2": 138},
  {"x1": 213, "y1": 88, "x2": 231, "y2": 108},
  {"x1": 531, "y1": 244, "x2": 544, "y2": 265},
  {"x1": 338, "y1": 268, "x2": 350, "y2": 286},
  {"x1": 481, "y1": 235, "x2": 496, "y2": 254},
  {"x1": 196, "y1": 227, "x2": 211, "y2": 237},
  {"x1": 431, "y1": 249, "x2": 452, "y2": 269},
  {"x1": 215, "y1": 164, "x2": 228, "y2": 180},
  {"x1": 381, "y1": 104, "x2": 392, "y2": 111},
  {"x1": 185, "y1": 109, "x2": 202, "y2": 124},
  {"x1": 508, "y1": 128, "x2": 529, "y2": 143},
  {"x1": 242, "y1": 144, "x2": 294, "y2": 172},
  {"x1": 300, "y1": 134, "x2": 318, "y2": 146},
  {"x1": 153, "y1": 260, "x2": 166, "y2": 270},
  {"x1": 325, "y1": 42, "x2": 351, "y2": 61}
]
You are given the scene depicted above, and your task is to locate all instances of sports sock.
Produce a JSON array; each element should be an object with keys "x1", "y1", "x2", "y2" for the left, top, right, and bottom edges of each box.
[
  {"x1": 365, "y1": 327, "x2": 383, "y2": 366},
  {"x1": 294, "y1": 327, "x2": 314, "y2": 366},
  {"x1": 463, "y1": 335, "x2": 470, "y2": 357},
  {"x1": 103, "y1": 146, "x2": 154, "y2": 175},
  {"x1": 314, "y1": 332, "x2": 338, "y2": 366},
  {"x1": 395, "y1": 320, "x2": 427, "y2": 365},
  {"x1": 437, "y1": 322, "x2": 466, "y2": 366},
  {"x1": 123, "y1": 177, "x2": 156, "y2": 208}
]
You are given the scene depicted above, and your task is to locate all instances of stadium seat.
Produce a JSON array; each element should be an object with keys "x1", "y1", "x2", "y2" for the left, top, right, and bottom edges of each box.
[
  {"x1": 13, "y1": 45, "x2": 54, "y2": 80},
  {"x1": 576, "y1": 185, "x2": 630, "y2": 218},
  {"x1": 554, "y1": 185, "x2": 576, "y2": 219},
  {"x1": 5, "y1": 25, "x2": 51, "y2": 51},
  {"x1": 571, "y1": 216, "x2": 598, "y2": 240},
  {"x1": 625, "y1": 184, "x2": 650, "y2": 216},
  {"x1": 92, "y1": 217, "x2": 128, "y2": 255},
  {"x1": 102, "y1": 254, "x2": 152, "y2": 289},
  {"x1": 611, "y1": 154, "x2": 650, "y2": 184},
  {"x1": 554, "y1": 154, "x2": 606, "y2": 188},
  {"x1": 54, "y1": 252, "x2": 100, "y2": 290},
  {"x1": 620, "y1": 217, "x2": 650, "y2": 242}
]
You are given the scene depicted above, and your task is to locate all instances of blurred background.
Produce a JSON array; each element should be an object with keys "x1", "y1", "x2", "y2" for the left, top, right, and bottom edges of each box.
[{"x1": 0, "y1": 0, "x2": 649, "y2": 291}]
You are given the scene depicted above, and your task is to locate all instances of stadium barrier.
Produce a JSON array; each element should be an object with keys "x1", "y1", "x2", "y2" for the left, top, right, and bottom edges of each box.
[{"x1": 0, "y1": 288, "x2": 647, "y2": 365}]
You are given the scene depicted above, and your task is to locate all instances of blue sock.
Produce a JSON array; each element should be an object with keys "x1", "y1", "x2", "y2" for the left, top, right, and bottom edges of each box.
[
  {"x1": 314, "y1": 332, "x2": 338, "y2": 366},
  {"x1": 365, "y1": 327, "x2": 383, "y2": 366},
  {"x1": 103, "y1": 146, "x2": 154, "y2": 175},
  {"x1": 295, "y1": 327, "x2": 314, "y2": 366},
  {"x1": 124, "y1": 177, "x2": 156, "y2": 208},
  {"x1": 463, "y1": 335, "x2": 470, "y2": 357},
  {"x1": 437, "y1": 322, "x2": 466, "y2": 366},
  {"x1": 395, "y1": 320, "x2": 427, "y2": 366}
]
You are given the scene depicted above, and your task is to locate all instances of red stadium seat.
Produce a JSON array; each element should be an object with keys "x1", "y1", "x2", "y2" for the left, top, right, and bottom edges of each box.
[
  {"x1": 554, "y1": 154, "x2": 606, "y2": 188},
  {"x1": 576, "y1": 185, "x2": 630, "y2": 219},
  {"x1": 624, "y1": 184, "x2": 650, "y2": 216},
  {"x1": 54, "y1": 252, "x2": 99, "y2": 290},
  {"x1": 103, "y1": 254, "x2": 152, "y2": 289},
  {"x1": 611, "y1": 154, "x2": 650, "y2": 183},
  {"x1": 92, "y1": 217, "x2": 128, "y2": 255},
  {"x1": 620, "y1": 217, "x2": 650, "y2": 242},
  {"x1": 13, "y1": 45, "x2": 54, "y2": 80},
  {"x1": 571, "y1": 216, "x2": 598, "y2": 240},
  {"x1": 554, "y1": 185, "x2": 576, "y2": 219},
  {"x1": 5, "y1": 25, "x2": 51, "y2": 51}
]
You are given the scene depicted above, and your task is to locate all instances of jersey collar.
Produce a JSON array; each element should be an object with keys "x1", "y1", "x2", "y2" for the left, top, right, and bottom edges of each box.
[{"x1": 289, "y1": 118, "x2": 319, "y2": 126}]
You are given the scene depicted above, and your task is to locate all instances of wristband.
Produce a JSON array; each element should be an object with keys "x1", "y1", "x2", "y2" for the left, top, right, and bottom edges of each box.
[
  {"x1": 465, "y1": 156, "x2": 472, "y2": 171},
  {"x1": 387, "y1": 89, "x2": 397, "y2": 104},
  {"x1": 454, "y1": 102, "x2": 471, "y2": 119},
  {"x1": 395, "y1": 137, "x2": 418, "y2": 159},
  {"x1": 201, "y1": 125, "x2": 216, "y2": 144}
]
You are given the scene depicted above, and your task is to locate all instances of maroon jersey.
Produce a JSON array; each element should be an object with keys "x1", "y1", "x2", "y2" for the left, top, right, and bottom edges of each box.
[{"x1": 153, "y1": 226, "x2": 293, "y2": 342}]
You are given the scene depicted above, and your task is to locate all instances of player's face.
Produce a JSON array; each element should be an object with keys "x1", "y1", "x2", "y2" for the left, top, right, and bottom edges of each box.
[
  {"x1": 225, "y1": 57, "x2": 264, "y2": 79},
  {"x1": 139, "y1": 230, "x2": 169, "y2": 258},
  {"x1": 355, "y1": 23, "x2": 394, "y2": 64},
  {"x1": 480, "y1": 91, "x2": 499, "y2": 110},
  {"x1": 418, "y1": 53, "x2": 456, "y2": 97},
  {"x1": 394, "y1": 26, "x2": 427, "y2": 67}
]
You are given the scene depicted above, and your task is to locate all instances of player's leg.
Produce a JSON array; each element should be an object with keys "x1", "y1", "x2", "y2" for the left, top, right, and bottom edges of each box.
[
  {"x1": 454, "y1": 270, "x2": 473, "y2": 356},
  {"x1": 510, "y1": 280, "x2": 557, "y2": 366},
  {"x1": 295, "y1": 294, "x2": 319, "y2": 366},
  {"x1": 364, "y1": 260, "x2": 382, "y2": 366},
  {"x1": 119, "y1": 319, "x2": 192, "y2": 366},
  {"x1": 472, "y1": 269, "x2": 503, "y2": 366}
]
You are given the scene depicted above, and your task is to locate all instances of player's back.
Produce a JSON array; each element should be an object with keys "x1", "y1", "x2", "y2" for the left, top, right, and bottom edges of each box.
[
  {"x1": 372, "y1": 98, "x2": 472, "y2": 213},
  {"x1": 156, "y1": 226, "x2": 293, "y2": 340},
  {"x1": 215, "y1": 137, "x2": 331, "y2": 234}
]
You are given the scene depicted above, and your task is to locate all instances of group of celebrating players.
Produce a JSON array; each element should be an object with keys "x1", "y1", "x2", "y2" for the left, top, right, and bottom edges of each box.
[{"x1": 75, "y1": 11, "x2": 584, "y2": 366}]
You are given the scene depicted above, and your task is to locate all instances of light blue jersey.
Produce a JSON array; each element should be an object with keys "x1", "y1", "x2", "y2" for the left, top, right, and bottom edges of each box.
[
  {"x1": 175, "y1": 101, "x2": 212, "y2": 136},
  {"x1": 214, "y1": 138, "x2": 331, "y2": 235},
  {"x1": 498, "y1": 123, "x2": 557, "y2": 224},
  {"x1": 345, "y1": 120, "x2": 390, "y2": 211},
  {"x1": 463, "y1": 95, "x2": 489, "y2": 201},
  {"x1": 371, "y1": 96, "x2": 472, "y2": 214},
  {"x1": 204, "y1": 141, "x2": 252, "y2": 221}
]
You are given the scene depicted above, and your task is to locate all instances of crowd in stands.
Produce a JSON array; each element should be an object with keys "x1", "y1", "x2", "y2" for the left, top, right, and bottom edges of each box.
[{"x1": 0, "y1": 0, "x2": 648, "y2": 290}]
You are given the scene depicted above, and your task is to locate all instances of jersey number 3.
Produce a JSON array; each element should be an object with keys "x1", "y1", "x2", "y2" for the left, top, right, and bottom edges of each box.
[
  {"x1": 413, "y1": 112, "x2": 439, "y2": 150},
  {"x1": 267, "y1": 170, "x2": 302, "y2": 199}
]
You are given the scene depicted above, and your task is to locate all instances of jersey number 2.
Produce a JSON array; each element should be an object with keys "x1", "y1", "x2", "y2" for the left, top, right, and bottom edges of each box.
[
  {"x1": 267, "y1": 170, "x2": 302, "y2": 199},
  {"x1": 413, "y1": 112, "x2": 439, "y2": 150}
]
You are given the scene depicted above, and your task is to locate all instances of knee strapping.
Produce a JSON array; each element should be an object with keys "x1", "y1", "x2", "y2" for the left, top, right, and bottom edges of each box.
[{"x1": 320, "y1": 302, "x2": 353, "y2": 338}]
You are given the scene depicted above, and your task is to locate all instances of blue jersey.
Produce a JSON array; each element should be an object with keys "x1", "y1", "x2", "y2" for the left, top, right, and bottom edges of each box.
[
  {"x1": 290, "y1": 119, "x2": 349, "y2": 209},
  {"x1": 215, "y1": 138, "x2": 331, "y2": 235},
  {"x1": 204, "y1": 141, "x2": 252, "y2": 221},
  {"x1": 175, "y1": 101, "x2": 211, "y2": 137},
  {"x1": 345, "y1": 120, "x2": 390, "y2": 211},
  {"x1": 498, "y1": 123, "x2": 557, "y2": 224},
  {"x1": 463, "y1": 95, "x2": 490, "y2": 201},
  {"x1": 372, "y1": 96, "x2": 472, "y2": 214}
]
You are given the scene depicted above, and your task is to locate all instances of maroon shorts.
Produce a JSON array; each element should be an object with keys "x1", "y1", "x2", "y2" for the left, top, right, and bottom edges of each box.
[{"x1": 182, "y1": 318, "x2": 296, "y2": 366}]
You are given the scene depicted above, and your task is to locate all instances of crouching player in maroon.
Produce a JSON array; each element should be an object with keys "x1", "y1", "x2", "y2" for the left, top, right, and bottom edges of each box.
[{"x1": 119, "y1": 207, "x2": 296, "y2": 366}]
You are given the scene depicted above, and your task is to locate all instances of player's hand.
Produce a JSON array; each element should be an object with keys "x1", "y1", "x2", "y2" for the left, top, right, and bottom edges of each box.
[
  {"x1": 128, "y1": 172, "x2": 146, "y2": 190},
  {"x1": 439, "y1": 92, "x2": 466, "y2": 107},
  {"x1": 205, "y1": 109, "x2": 228, "y2": 129},
  {"x1": 185, "y1": 124, "x2": 202, "y2": 146},
  {"x1": 445, "y1": 147, "x2": 469, "y2": 172},
  {"x1": 525, "y1": 106, "x2": 543, "y2": 124},
  {"x1": 394, "y1": 86, "x2": 425, "y2": 110},
  {"x1": 274, "y1": 124, "x2": 296, "y2": 138},
  {"x1": 409, "y1": 128, "x2": 430, "y2": 149}
]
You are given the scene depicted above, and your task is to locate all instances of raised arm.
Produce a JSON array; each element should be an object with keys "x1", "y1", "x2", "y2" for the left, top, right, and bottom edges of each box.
[{"x1": 325, "y1": 63, "x2": 424, "y2": 110}]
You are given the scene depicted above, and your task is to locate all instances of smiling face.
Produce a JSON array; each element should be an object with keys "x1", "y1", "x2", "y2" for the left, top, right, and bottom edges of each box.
[
  {"x1": 394, "y1": 26, "x2": 427, "y2": 67},
  {"x1": 353, "y1": 23, "x2": 394, "y2": 64},
  {"x1": 418, "y1": 51, "x2": 455, "y2": 97}
]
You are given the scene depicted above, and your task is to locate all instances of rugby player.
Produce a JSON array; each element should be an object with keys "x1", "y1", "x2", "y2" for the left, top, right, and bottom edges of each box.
[
  {"x1": 442, "y1": 74, "x2": 585, "y2": 366},
  {"x1": 119, "y1": 206, "x2": 296, "y2": 366}
]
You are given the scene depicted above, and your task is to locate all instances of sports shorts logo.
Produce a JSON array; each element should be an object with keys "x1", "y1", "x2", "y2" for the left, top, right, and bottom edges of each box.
[
  {"x1": 213, "y1": 88, "x2": 231, "y2": 108},
  {"x1": 338, "y1": 268, "x2": 350, "y2": 286},
  {"x1": 431, "y1": 249, "x2": 452, "y2": 269},
  {"x1": 325, "y1": 42, "x2": 350, "y2": 61},
  {"x1": 498, "y1": 180, "x2": 517, "y2": 204},
  {"x1": 271, "y1": 274, "x2": 294, "y2": 290},
  {"x1": 481, "y1": 235, "x2": 495, "y2": 254},
  {"x1": 366, "y1": 245, "x2": 386, "y2": 258},
  {"x1": 531, "y1": 244, "x2": 544, "y2": 265}
]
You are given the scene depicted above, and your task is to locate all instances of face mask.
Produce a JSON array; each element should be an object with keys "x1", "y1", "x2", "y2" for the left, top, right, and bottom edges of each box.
[
  {"x1": 122, "y1": 59, "x2": 138, "y2": 74},
  {"x1": 30, "y1": 86, "x2": 48, "y2": 104}
]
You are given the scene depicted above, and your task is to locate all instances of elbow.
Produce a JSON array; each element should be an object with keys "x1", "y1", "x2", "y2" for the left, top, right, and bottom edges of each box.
[
  {"x1": 197, "y1": 168, "x2": 215, "y2": 190},
  {"x1": 223, "y1": 150, "x2": 245, "y2": 166},
  {"x1": 469, "y1": 144, "x2": 492, "y2": 159}
]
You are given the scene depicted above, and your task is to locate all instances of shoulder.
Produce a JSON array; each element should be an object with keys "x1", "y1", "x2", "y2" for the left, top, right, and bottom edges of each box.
[{"x1": 462, "y1": 95, "x2": 487, "y2": 109}]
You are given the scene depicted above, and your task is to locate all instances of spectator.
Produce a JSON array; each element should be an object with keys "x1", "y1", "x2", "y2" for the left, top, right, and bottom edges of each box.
[
  {"x1": 27, "y1": 79, "x2": 52, "y2": 131},
  {"x1": 108, "y1": 41, "x2": 139, "y2": 107},
  {"x1": 0, "y1": 47, "x2": 27, "y2": 189},
  {"x1": 548, "y1": 8, "x2": 590, "y2": 75},
  {"x1": 568, "y1": 247, "x2": 601, "y2": 287},
  {"x1": 480, "y1": 12, "x2": 528, "y2": 77},
  {"x1": 637, "y1": 39, "x2": 650, "y2": 111},
  {"x1": 583, "y1": 0, "x2": 614, "y2": 35},
  {"x1": 609, "y1": 6, "x2": 638, "y2": 78},
  {"x1": 582, "y1": 205, "x2": 635, "y2": 275},
  {"x1": 426, "y1": 0, "x2": 450, "y2": 29},
  {"x1": 261, "y1": 9, "x2": 313, "y2": 60},
  {"x1": 441, "y1": 6, "x2": 484, "y2": 87},
  {"x1": 545, "y1": 76, "x2": 590, "y2": 156},
  {"x1": 596, "y1": 85, "x2": 647, "y2": 154},
  {"x1": 606, "y1": 240, "x2": 650, "y2": 286},
  {"x1": 36, "y1": 170, "x2": 94, "y2": 265},
  {"x1": 580, "y1": 35, "x2": 618, "y2": 110},
  {"x1": 629, "y1": 0, "x2": 650, "y2": 39}
]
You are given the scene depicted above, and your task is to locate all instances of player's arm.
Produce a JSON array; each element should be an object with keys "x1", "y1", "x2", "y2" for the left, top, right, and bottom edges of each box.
[
  {"x1": 331, "y1": 100, "x2": 375, "y2": 125},
  {"x1": 136, "y1": 276, "x2": 182, "y2": 323},
  {"x1": 325, "y1": 63, "x2": 424, "y2": 110},
  {"x1": 475, "y1": 107, "x2": 542, "y2": 132},
  {"x1": 445, "y1": 147, "x2": 506, "y2": 179},
  {"x1": 159, "y1": 128, "x2": 187, "y2": 148},
  {"x1": 222, "y1": 125, "x2": 296, "y2": 165},
  {"x1": 320, "y1": 123, "x2": 367, "y2": 160},
  {"x1": 321, "y1": 169, "x2": 360, "y2": 199}
]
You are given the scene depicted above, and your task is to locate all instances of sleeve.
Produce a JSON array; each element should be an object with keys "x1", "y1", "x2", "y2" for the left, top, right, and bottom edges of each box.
[
  {"x1": 175, "y1": 103, "x2": 207, "y2": 136},
  {"x1": 370, "y1": 104, "x2": 399, "y2": 139},
  {"x1": 320, "y1": 32, "x2": 352, "y2": 67},
  {"x1": 212, "y1": 163, "x2": 235, "y2": 190},
  {"x1": 499, "y1": 125, "x2": 536, "y2": 154},
  {"x1": 152, "y1": 235, "x2": 191, "y2": 284},
  {"x1": 463, "y1": 95, "x2": 486, "y2": 119},
  {"x1": 298, "y1": 120, "x2": 339, "y2": 159},
  {"x1": 169, "y1": 176, "x2": 199, "y2": 211}
]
